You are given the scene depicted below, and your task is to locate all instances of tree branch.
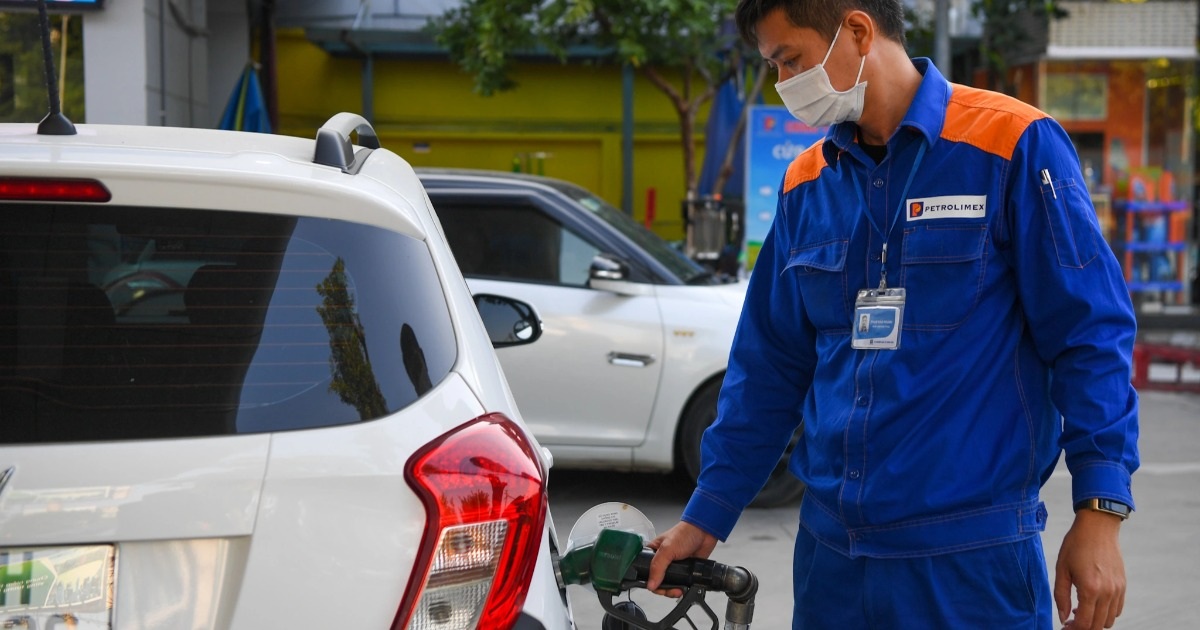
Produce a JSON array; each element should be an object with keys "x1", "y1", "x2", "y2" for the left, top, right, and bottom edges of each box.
[
  {"x1": 642, "y1": 65, "x2": 686, "y2": 116},
  {"x1": 712, "y1": 63, "x2": 768, "y2": 196}
]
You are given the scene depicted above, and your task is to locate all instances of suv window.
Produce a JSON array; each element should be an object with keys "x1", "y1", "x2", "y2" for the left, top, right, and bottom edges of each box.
[
  {"x1": 548, "y1": 181, "x2": 713, "y2": 285},
  {"x1": 0, "y1": 204, "x2": 456, "y2": 444},
  {"x1": 439, "y1": 202, "x2": 600, "y2": 286}
]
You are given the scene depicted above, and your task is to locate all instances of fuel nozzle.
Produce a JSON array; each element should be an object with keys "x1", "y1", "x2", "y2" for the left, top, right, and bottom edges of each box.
[
  {"x1": 589, "y1": 529, "x2": 647, "y2": 593},
  {"x1": 558, "y1": 528, "x2": 646, "y2": 593},
  {"x1": 557, "y1": 542, "x2": 593, "y2": 587}
]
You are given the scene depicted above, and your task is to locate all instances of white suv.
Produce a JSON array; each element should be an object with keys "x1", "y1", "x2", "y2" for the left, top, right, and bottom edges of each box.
[
  {"x1": 0, "y1": 114, "x2": 572, "y2": 630},
  {"x1": 419, "y1": 169, "x2": 805, "y2": 507}
]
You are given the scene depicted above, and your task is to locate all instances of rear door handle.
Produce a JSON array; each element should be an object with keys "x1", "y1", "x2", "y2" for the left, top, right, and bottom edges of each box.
[{"x1": 607, "y1": 352, "x2": 655, "y2": 367}]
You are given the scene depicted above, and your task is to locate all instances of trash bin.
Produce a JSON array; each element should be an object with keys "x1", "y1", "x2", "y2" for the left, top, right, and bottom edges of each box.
[
  {"x1": 683, "y1": 195, "x2": 724, "y2": 262},
  {"x1": 682, "y1": 195, "x2": 744, "y2": 276}
]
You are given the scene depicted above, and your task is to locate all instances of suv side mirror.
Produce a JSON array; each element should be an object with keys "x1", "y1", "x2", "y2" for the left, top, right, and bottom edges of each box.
[
  {"x1": 589, "y1": 253, "x2": 628, "y2": 282},
  {"x1": 473, "y1": 293, "x2": 543, "y2": 348},
  {"x1": 588, "y1": 254, "x2": 652, "y2": 296}
]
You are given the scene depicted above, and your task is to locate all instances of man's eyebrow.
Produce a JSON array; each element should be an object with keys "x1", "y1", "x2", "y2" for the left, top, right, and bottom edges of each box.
[{"x1": 764, "y1": 44, "x2": 788, "y2": 61}]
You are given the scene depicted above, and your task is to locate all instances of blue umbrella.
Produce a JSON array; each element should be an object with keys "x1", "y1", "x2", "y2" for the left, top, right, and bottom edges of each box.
[
  {"x1": 697, "y1": 76, "x2": 758, "y2": 199},
  {"x1": 218, "y1": 64, "x2": 272, "y2": 133}
]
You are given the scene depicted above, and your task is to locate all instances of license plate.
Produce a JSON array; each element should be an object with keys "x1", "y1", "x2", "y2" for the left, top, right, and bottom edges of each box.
[{"x1": 0, "y1": 545, "x2": 115, "y2": 629}]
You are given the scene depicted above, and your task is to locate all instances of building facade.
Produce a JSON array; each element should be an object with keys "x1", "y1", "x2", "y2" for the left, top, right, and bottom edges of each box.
[
  {"x1": 977, "y1": 0, "x2": 1198, "y2": 308},
  {"x1": 0, "y1": 0, "x2": 253, "y2": 129},
  {"x1": 4, "y1": 0, "x2": 1196, "y2": 305}
]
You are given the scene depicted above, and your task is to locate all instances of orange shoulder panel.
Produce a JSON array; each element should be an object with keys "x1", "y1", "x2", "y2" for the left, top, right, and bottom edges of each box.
[
  {"x1": 941, "y1": 84, "x2": 1048, "y2": 160},
  {"x1": 783, "y1": 140, "x2": 828, "y2": 194}
]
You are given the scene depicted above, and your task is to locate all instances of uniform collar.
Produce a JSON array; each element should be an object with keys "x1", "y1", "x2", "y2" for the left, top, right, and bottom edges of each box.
[{"x1": 822, "y1": 57, "x2": 950, "y2": 163}]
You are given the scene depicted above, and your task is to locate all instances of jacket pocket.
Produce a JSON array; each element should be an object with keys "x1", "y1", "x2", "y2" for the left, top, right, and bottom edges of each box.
[
  {"x1": 1040, "y1": 177, "x2": 1098, "y2": 269},
  {"x1": 899, "y1": 224, "x2": 988, "y2": 330},
  {"x1": 784, "y1": 239, "x2": 849, "y2": 332}
]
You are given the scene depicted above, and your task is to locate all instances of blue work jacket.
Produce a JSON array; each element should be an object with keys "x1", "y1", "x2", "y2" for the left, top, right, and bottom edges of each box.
[{"x1": 684, "y1": 59, "x2": 1139, "y2": 558}]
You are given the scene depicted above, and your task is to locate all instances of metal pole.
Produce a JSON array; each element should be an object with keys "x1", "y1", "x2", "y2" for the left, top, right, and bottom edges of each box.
[
  {"x1": 935, "y1": 0, "x2": 951, "y2": 78},
  {"x1": 622, "y1": 63, "x2": 634, "y2": 216},
  {"x1": 260, "y1": 0, "x2": 279, "y2": 132},
  {"x1": 362, "y1": 52, "x2": 374, "y2": 124}
]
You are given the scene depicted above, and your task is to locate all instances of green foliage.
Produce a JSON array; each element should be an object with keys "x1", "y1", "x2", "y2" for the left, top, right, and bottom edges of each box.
[
  {"x1": 429, "y1": 0, "x2": 545, "y2": 96},
  {"x1": 429, "y1": 0, "x2": 745, "y2": 195},
  {"x1": 429, "y1": 0, "x2": 739, "y2": 97},
  {"x1": 972, "y1": 0, "x2": 1067, "y2": 92},
  {"x1": 0, "y1": 13, "x2": 86, "y2": 123}
]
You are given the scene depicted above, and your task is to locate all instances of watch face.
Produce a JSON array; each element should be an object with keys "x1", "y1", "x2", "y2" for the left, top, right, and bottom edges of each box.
[{"x1": 1098, "y1": 499, "x2": 1131, "y2": 516}]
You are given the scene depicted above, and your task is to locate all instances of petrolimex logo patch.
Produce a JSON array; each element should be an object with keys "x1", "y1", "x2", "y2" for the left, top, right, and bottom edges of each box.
[{"x1": 906, "y1": 195, "x2": 987, "y2": 221}]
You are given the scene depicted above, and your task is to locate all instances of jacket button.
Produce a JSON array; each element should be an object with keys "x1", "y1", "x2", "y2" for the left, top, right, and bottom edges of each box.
[
  {"x1": 857, "y1": 396, "x2": 868, "y2": 406},
  {"x1": 873, "y1": 178, "x2": 884, "y2": 188},
  {"x1": 848, "y1": 470, "x2": 861, "y2": 480}
]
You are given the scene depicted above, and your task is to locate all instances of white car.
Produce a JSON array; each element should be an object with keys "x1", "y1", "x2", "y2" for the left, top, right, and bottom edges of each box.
[
  {"x1": 418, "y1": 169, "x2": 805, "y2": 507},
  {"x1": 0, "y1": 115, "x2": 572, "y2": 629}
]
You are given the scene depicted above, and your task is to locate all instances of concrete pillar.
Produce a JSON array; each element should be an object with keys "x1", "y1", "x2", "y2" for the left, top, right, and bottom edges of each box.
[
  {"x1": 82, "y1": 0, "x2": 150, "y2": 124},
  {"x1": 81, "y1": 0, "x2": 244, "y2": 128},
  {"x1": 207, "y1": 0, "x2": 250, "y2": 128}
]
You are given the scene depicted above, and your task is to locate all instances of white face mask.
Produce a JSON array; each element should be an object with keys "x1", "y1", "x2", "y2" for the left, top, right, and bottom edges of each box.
[{"x1": 775, "y1": 24, "x2": 867, "y2": 127}]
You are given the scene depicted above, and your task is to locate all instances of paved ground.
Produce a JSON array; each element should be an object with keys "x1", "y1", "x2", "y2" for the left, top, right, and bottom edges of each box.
[{"x1": 548, "y1": 390, "x2": 1200, "y2": 629}]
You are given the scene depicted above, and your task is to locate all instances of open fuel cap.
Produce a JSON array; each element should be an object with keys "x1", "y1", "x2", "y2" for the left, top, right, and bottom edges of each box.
[
  {"x1": 566, "y1": 502, "x2": 656, "y2": 554},
  {"x1": 561, "y1": 502, "x2": 656, "y2": 591}
]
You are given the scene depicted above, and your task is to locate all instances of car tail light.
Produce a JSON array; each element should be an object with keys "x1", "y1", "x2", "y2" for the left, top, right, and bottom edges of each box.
[
  {"x1": 0, "y1": 178, "x2": 111, "y2": 202},
  {"x1": 395, "y1": 413, "x2": 547, "y2": 630}
]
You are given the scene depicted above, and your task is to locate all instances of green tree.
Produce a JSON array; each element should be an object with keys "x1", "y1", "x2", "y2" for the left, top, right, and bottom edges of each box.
[
  {"x1": 972, "y1": 0, "x2": 1067, "y2": 94},
  {"x1": 429, "y1": 0, "x2": 763, "y2": 200},
  {"x1": 0, "y1": 12, "x2": 85, "y2": 123}
]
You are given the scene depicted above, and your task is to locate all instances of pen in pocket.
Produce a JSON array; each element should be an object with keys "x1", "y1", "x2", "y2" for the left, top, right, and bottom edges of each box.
[{"x1": 1040, "y1": 168, "x2": 1057, "y2": 199}]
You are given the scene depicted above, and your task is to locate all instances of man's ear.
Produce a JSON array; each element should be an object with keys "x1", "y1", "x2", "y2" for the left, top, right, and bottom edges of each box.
[{"x1": 843, "y1": 10, "x2": 875, "y2": 55}]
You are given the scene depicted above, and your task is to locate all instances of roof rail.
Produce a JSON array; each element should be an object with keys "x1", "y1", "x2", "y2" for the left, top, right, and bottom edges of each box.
[{"x1": 313, "y1": 113, "x2": 380, "y2": 174}]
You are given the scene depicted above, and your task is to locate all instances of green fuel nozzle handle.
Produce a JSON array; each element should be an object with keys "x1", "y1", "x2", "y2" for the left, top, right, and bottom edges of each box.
[
  {"x1": 590, "y1": 529, "x2": 645, "y2": 593},
  {"x1": 557, "y1": 528, "x2": 646, "y2": 592}
]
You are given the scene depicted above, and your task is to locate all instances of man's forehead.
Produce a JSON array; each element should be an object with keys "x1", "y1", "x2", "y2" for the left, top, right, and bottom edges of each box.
[{"x1": 757, "y1": 26, "x2": 820, "y2": 60}]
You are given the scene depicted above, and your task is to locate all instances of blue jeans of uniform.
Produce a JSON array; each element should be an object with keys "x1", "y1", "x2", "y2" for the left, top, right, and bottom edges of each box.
[{"x1": 792, "y1": 524, "x2": 1053, "y2": 629}]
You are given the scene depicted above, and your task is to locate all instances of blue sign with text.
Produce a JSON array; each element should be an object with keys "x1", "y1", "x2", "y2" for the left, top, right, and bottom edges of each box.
[{"x1": 743, "y1": 105, "x2": 826, "y2": 270}]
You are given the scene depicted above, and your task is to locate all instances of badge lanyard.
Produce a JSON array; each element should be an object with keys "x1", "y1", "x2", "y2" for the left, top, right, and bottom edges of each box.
[
  {"x1": 848, "y1": 140, "x2": 927, "y2": 289},
  {"x1": 848, "y1": 140, "x2": 926, "y2": 350}
]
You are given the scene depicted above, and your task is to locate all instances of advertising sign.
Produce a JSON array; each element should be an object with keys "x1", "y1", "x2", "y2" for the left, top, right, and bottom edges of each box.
[{"x1": 742, "y1": 105, "x2": 826, "y2": 270}]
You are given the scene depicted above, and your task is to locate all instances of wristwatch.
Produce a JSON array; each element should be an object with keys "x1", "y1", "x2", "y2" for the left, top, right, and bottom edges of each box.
[{"x1": 1073, "y1": 498, "x2": 1132, "y2": 520}]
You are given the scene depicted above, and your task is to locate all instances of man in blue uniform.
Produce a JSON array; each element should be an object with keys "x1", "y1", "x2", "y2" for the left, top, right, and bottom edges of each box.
[{"x1": 646, "y1": 1, "x2": 1139, "y2": 628}]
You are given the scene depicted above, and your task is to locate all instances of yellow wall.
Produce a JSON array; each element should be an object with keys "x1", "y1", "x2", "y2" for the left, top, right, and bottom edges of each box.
[{"x1": 274, "y1": 28, "x2": 719, "y2": 241}]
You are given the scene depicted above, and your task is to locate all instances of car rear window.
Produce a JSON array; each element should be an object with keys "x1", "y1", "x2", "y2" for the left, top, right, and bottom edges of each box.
[{"x1": 0, "y1": 204, "x2": 456, "y2": 444}]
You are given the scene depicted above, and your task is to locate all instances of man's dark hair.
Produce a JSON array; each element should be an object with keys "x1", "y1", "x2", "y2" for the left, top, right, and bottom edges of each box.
[{"x1": 735, "y1": 0, "x2": 907, "y2": 48}]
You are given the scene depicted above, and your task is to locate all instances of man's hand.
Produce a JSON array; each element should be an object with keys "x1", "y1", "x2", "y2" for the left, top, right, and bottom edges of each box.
[
  {"x1": 1054, "y1": 510, "x2": 1126, "y2": 629},
  {"x1": 645, "y1": 521, "x2": 718, "y2": 596}
]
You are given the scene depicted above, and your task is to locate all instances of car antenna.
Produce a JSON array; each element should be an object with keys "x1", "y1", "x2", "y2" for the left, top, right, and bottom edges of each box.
[{"x1": 35, "y1": 0, "x2": 77, "y2": 136}]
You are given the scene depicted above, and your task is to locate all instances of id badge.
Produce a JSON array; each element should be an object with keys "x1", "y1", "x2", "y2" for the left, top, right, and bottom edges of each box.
[{"x1": 851, "y1": 288, "x2": 905, "y2": 350}]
